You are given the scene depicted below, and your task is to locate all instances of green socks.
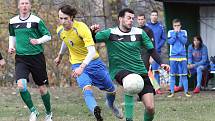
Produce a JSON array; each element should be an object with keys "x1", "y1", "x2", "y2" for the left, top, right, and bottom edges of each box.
[
  {"x1": 124, "y1": 94, "x2": 134, "y2": 120},
  {"x1": 20, "y1": 90, "x2": 51, "y2": 114},
  {"x1": 20, "y1": 90, "x2": 35, "y2": 112},
  {"x1": 144, "y1": 110, "x2": 154, "y2": 121},
  {"x1": 41, "y1": 91, "x2": 51, "y2": 114}
]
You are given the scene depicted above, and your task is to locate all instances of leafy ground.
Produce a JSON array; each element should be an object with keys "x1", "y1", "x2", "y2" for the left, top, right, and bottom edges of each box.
[{"x1": 0, "y1": 86, "x2": 215, "y2": 121}]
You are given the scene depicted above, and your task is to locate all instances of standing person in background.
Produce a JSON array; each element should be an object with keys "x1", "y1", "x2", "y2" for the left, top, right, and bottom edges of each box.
[
  {"x1": 167, "y1": 19, "x2": 191, "y2": 98},
  {"x1": 0, "y1": 52, "x2": 6, "y2": 67},
  {"x1": 147, "y1": 10, "x2": 166, "y2": 87},
  {"x1": 137, "y1": 13, "x2": 163, "y2": 94},
  {"x1": 187, "y1": 36, "x2": 209, "y2": 94},
  {"x1": 8, "y1": 0, "x2": 52, "y2": 120},
  {"x1": 54, "y1": 5, "x2": 123, "y2": 121}
]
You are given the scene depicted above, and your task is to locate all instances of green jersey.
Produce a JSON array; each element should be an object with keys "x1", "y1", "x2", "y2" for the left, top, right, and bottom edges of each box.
[
  {"x1": 9, "y1": 13, "x2": 51, "y2": 55},
  {"x1": 95, "y1": 27, "x2": 154, "y2": 79}
]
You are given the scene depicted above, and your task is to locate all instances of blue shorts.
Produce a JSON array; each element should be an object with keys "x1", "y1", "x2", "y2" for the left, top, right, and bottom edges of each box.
[
  {"x1": 170, "y1": 60, "x2": 187, "y2": 75},
  {"x1": 71, "y1": 58, "x2": 115, "y2": 92}
]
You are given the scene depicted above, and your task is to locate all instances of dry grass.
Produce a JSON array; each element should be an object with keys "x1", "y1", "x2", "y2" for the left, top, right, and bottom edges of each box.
[{"x1": 0, "y1": 86, "x2": 215, "y2": 121}]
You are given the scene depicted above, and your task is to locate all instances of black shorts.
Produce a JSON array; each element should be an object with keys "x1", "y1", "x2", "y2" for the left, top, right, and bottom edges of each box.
[
  {"x1": 115, "y1": 70, "x2": 155, "y2": 99},
  {"x1": 15, "y1": 53, "x2": 48, "y2": 86}
]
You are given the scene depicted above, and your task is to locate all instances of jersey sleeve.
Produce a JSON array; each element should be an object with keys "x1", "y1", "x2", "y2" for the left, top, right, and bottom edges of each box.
[
  {"x1": 95, "y1": 29, "x2": 111, "y2": 43},
  {"x1": 141, "y1": 31, "x2": 154, "y2": 50},
  {"x1": 56, "y1": 26, "x2": 64, "y2": 40},
  {"x1": 9, "y1": 22, "x2": 15, "y2": 36},
  {"x1": 38, "y1": 20, "x2": 51, "y2": 36},
  {"x1": 78, "y1": 22, "x2": 95, "y2": 47}
]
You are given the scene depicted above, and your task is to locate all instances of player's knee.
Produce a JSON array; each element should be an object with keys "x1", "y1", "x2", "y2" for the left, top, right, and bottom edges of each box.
[
  {"x1": 39, "y1": 85, "x2": 47, "y2": 95},
  {"x1": 83, "y1": 86, "x2": 94, "y2": 97},
  {"x1": 83, "y1": 85, "x2": 93, "y2": 91},
  {"x1": 17, "y1": 79, "x2": 27, "y2": 92},
  {"x1": 106, "y1": 84, "x2": 116, "y2": 93},
  {"x1": 145, "y1": 105, "x2": 155, "y2": 114}
]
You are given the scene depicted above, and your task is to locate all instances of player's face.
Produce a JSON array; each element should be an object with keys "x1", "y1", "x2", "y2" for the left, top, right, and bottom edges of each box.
[
  {"x1": 119, "y1": 12, "x2": 134, "y2": 31},
  {"x1": 137, "y1": 16, "x2": 146, "y2": 27},
  {"x1": 18, "y1": 0, "x2": 31, "y2": 15},
  {"x1": 58, "y1": 10, "x2": 73, "y2": 30},
  {"x1": 150, "y1": 12, "x2": 158, "y2": 23},
  {"x1": 173, "y1": 22, "x2": 181, "y2": 32}
]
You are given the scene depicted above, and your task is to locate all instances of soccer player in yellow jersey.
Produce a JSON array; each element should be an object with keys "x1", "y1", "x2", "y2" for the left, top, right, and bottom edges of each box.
[{"x1": 54, "y1": 5, "x2": 123, "y2": 121}]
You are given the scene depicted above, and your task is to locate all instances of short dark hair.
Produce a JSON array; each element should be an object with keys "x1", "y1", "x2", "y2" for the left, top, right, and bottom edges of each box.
[
  {"x1": 151, "y1": 10, "x2": 158, "y2": 14},
  {"x1": 138, "y1": 13, "x2": 145, "y2": 18},
  {"x1": 172, "y1": 18, "x2": 181, "y2": 24},
  {"x1": 59, "y1": 5, "x2": 77, "y2": 18},
  {"x1": 118, "y1": 8, "x2": 134, "y2": 18},
  {"x1": 18, "y1": 0, "x2": 32, "y2": 5},
  {"x1": 192, "y1": 36, "x2": 203, "y2": 49}
]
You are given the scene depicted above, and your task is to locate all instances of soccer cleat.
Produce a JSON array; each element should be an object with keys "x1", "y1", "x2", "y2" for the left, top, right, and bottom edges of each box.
[
  {"x1": 112, "y1": 106, "x2": 124, "y2": 119},
  {"x1": 193, "y1": 87, "x2": 200, "y2": 94},
  {"x1": 94, "y1": 106, "x2": 103, "y2": 121},
  {"x1": 45, "y1": 112, "x2": 53, "y2": 121},
  {"x1": 167, "y1": 93, "x2": 174, "y2": 98},
  {"x1": 174, "y1": 86, "x2": 183, "y2": 92},
  {"x1": 185, "y1": 92, "x2": 192, "y2": 97},
  {"x1": 105, "y1": 101, "x2": 123, "y2": 119},
  {"x1": 29, "y1": 111, "x2": 39, "y2": 121}
]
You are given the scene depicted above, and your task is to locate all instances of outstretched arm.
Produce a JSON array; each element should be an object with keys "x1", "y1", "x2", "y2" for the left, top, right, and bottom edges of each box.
[
  {"x1": 71, "y1": 45, "x2": 96, "y2": 78},
  {"x1": 54, "y1": 41, "x2": 67, "y2": 66}
]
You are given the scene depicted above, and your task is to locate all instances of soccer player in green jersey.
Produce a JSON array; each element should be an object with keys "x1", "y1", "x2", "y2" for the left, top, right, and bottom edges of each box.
[
  {"x1": 91, "y1": 8, "x2": 169, "y2": 121},
  {"x1": 8, "y1": 0, "x2": 52, "y2": 121}
]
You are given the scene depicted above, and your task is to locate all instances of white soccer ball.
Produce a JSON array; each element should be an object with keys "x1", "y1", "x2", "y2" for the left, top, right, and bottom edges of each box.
[{"x1": 122, "y1": 73, "x2": 144, "y2": 95}]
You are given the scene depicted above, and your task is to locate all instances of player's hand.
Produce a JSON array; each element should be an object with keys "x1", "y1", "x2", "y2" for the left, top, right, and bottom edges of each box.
[
  {"x1": 187, "y1": 64, "x2": 195, "y2": 69},
  {"x1": 71, "y1": 63, "x2": 86, "y2": 78},
  {"x1": 54, "y1": 56, "x2": 62, "y2": 66},
  {"x1": 71, "y1": 67, "x2": 84, "y2": 78},
  {"x1": 90, "y1": 24, "x2": 100, "y2": 33},
  {"x1": 161, "y1": 64, "x2": 170, "y2": 72},
  {"x1": 0, "y1": 59, "x2": 6, "y2": 67},
  {"x1": 8, "y1": 48, "x2": 16, "y2": 54},
  {"x1": 30, "y1": 38, "x2": 39, "y2": 45}
]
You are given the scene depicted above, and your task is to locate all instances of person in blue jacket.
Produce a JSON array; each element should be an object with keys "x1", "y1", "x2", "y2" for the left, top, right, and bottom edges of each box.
[
  {"x1": 146, "y1": 10, "x2": 166, "y2": 86},
  {"x1": 187, "y1": 36, "x2": 209, "y2": 93},
  {"x1": 167, "y1": 19, "x2": 191, "y2": 97}
]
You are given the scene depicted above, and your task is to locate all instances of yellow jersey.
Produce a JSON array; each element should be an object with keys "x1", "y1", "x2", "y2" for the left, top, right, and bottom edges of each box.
[{"x1": 57, "y1": 20, "x2": 99, "y2": 64}]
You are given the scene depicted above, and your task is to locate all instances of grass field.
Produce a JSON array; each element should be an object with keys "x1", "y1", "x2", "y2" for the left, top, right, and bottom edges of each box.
[{"x1": 0, "y1": 86, "x2": 215, "y2": 121}]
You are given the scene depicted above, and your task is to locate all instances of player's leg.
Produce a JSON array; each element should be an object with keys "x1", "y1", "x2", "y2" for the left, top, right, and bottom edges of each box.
[
  {"x1": 72, "y1": 63, "x2": 102, "y2": 121},
  {"x1": 15, "y1": 56, "x2": 38, "y2": 121},
  {"x1": 115, "y1": 70, "x2": 136, "y2": 121},
  {"x1": 179, "y1": 60, "x2": 191, "y2": 97},
  {"x1": 91, "y1": 60, "x2": 123, "y2": 119},
  {"x1": 168, "y1": 60, "x2": 177, "y2": 97},
  {"x1": 196, "y1": 66, "x2": 205, "y2": 88},
  {"x1": 138, "y1": 76, "x2": 155, "y2": 121},
  {"x1": 30, "y1": 53, "x2": 52, "y2": 121}
]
